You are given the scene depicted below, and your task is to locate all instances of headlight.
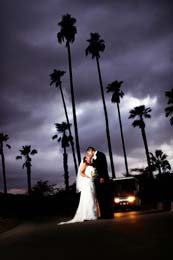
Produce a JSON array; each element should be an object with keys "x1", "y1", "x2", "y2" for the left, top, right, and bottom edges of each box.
[
  {"x1": 127, "y1": 196, "x2": 135, "y2": 203},
  {"x1": 114, "y1": 197, "x2": 120, "y2": 203}
]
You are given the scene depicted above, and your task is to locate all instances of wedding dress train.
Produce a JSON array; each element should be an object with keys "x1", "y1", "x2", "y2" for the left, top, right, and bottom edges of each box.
[{"x1": 58, "y1": 165, "x2": 98, "y2": 225}]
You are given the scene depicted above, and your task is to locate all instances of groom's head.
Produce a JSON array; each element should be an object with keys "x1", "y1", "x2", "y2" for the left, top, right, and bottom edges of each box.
[{"x1": 86, "y1": 146, "x2": 96, "y2": 157}]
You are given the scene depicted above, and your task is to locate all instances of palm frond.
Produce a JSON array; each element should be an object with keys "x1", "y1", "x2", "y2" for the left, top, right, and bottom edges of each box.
[
  {"x1": 55, "y1": 122, "x2": 71, "y2": 132},
  {"x1": 57, "y1": 13, "x2": 77, "y2": 44},
  {"x1": 165, "y1": 106, "x2": 173, "y2": 117},
  {"x1": 107, "y1": 80, "x2": 124, "y2": 104},
  {"x1": 165, "y1": 88, "x2": 173, "y2": 104},
  {"x1": 31, "y1": 149, "x2": 38, "y2": 155},
  {"x1": 58, "y1": 137, "x2": 61, "y2": 142},
  {"x1": 20, "y1": 145, "x2": 31, "y2": 156},
  {"x1": 129, "y1": 105, "x2": 151, "y2": 120},
  {"x1": 16, "y1": 156, "x2": 22, "y2": 160},
  {"x1": 85, "y1": 32, "x2": 105, "y2": 59},
  {"x1": 49, "y1": 69, "x2": 66, "y2": 87},
  {"x1": 22, "y1": 162, "x2": 26, "y2": 169},
  {"x1": 128, "y1": 109, "x2": 136, "y2": 119},
  {"x1": 0, "y1": 133, "x2": 9, "y2": 142},
  {"x1": 132, "y1": 120, "x2": 142, "y2": 128},
  {"x1": 150, "y1": 149, "x2": 171, "y2": 173},
  {"x1": 52, "y1": 135, "x2": 58, "y2": 140}
]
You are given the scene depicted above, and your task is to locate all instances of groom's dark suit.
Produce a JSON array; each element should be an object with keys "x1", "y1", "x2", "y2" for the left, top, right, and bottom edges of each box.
[{"x1": 92, "y1": 151, "x2": 113, "y2": 219}]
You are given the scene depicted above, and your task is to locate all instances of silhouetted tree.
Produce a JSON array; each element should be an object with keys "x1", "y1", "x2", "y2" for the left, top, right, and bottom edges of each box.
[
  {"x1": 50, "y1": 69, "x2": 78, "y2": 175},
  {"x1": 107, "y1": 80, "x2": 129, "y2": 176},
  {"x1": 131, "y1": 166, "x2": 157, "y2": 203},
  {"x1": 57, "y1": 13, "x2": 81, "y2": 164},
  {"x1": 149, "y1": 149, "x2": 171, "y2": 175},
  {"x1": 0, "y1": 133, "x2": 11, "y2": 194},
  {"x1": 32, "y1": 180, "x2": 55, "y2": 196},
  {"x1": 165, "y1": 88, "x2": 173, "y2": 125},
  {"x1": 86, "y1": 32, "x2": 115, "y2": 178},
  {"x1": 52, "y1": 122, "x2": 71, "y2": 191},
  {"x1": 129, "y1": 105, "x2": 153, "y2": 178},
  {"x1": 16, "y1": 145, "x2": 38, "y2": 195}
]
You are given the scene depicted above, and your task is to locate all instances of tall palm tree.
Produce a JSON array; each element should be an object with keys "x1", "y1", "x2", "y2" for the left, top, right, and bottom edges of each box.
[
  {"x1": 0, "y1": 133, "x2": 11, "y2": 194},
  {"x1": 85, "y1": 32, "x2": 115, "y2": 178},
  {"x1": 57, "y1": 13, "x2": 81, "y2": 164},
  {"x1": 128, "y1": 105, "x2": 153, "y2": 178},
  {"x1": 50, "y1": 69, "x2": 78, "y2": 175},
  {"x1": 149, "y1": 150, "x2": 171, "y2": 175},
  {"x1": 107, "y1": 80, "x2": 129, "y2": 176},
  {"x1": 16, "y1": 145, "x2": 38, "y2": 195},
  {"x1": 52, "y1": 122, "x2": 71, "y2": 191},
  {"x1": 165, "y1": 88, "x2": 173, "y2": 125}
]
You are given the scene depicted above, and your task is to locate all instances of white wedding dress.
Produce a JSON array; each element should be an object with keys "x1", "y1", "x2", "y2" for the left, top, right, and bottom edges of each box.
[{"x1": 58, "y1": 164, "x2": 98, "y2": 225}]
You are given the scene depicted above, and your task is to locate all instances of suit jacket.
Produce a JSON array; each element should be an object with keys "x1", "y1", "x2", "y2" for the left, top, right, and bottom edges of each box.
[{"x1": 92, "y1": 151, "x2": 109, "y2": 180}]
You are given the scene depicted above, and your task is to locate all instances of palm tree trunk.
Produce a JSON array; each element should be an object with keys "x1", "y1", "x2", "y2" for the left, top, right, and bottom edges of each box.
[
  {"x1": 66, "y1": 41, "x2": 81, "y2": 165},
  {"x1": 63, "y1": 147, "x2": 69, "y2": 191},
  {"x1": 1, "y1": 147, "x2": 7, "y2": 194},
  {"x1": 96, "y1": 57, "x2": 115, "y2": 178},
  {"x1": 117, "y1": 103, "x2": 129, "y2": 176},
  {"x1": 59, "y1": 84, "x2": 78, "y2": 175},
  {"x1": 27, "y1": 166, "x2": 32, "y2": 195},
  {"x1": 141, "y1": 126, "x2": 153, "y2": 178}
]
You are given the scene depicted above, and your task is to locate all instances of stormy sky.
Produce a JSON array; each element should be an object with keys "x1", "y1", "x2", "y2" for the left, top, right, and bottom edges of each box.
[{"x1": 0, "y1": 0, "x2": 172, "y2": 193}]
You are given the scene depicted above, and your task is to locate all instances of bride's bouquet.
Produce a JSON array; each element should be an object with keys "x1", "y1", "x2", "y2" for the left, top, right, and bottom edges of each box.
[{"x1": 90, "y1": 167, "x2": 98, "y2": 179}]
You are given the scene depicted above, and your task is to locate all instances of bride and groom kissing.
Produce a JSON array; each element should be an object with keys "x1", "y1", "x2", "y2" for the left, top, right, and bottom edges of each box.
[{"x1": 58, "y1": 146, "x2": 113, "y2": 225}]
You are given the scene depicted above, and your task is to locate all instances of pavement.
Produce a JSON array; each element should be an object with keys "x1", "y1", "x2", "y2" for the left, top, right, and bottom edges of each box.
[{"x1": 0, "y1": 210, "x2": 172, "y2": 260}]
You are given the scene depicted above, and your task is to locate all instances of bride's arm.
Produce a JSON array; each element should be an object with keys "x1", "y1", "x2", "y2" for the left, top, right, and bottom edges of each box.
[{"x1": 80, "y1": 163, "x2": 90, "y2": 178}]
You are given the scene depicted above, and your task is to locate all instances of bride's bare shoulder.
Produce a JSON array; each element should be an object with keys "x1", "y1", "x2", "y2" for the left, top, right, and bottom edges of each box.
[
  {"x1": 80, "y1": 161, "x2": 87, "y2": 170},
  {"x1": 80, "y1": 162, "x2": 88, "y2": 176}
]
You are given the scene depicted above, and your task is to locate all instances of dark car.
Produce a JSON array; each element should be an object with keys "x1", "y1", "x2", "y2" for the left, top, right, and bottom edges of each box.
[{"x1": 111, "y1": 176, "x2": 141, "y2": 211}]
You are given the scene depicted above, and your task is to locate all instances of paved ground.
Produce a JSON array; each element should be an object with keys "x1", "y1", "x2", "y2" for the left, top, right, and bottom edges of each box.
[
  {"x1": 0, "y1": 218, "x2": 19, "y2": 233},
  {"x1": 0, "y1": 210, "x2": 172, "y2": 260}
]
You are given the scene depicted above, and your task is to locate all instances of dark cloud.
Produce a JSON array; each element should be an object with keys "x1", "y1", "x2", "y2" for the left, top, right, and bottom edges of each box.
[{"x1": 0, "y1": 0, "x2": 172, "y2": 192}]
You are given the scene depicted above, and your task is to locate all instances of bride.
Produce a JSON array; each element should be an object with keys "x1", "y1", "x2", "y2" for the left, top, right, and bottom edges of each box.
[{"x1": 58, "y1": 155, "x2": 98, "y2": 225}]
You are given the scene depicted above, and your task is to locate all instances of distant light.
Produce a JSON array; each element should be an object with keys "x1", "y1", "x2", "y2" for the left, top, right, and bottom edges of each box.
[{"x1": 8, "y1": 188, "x2": 26, "y2": 194}]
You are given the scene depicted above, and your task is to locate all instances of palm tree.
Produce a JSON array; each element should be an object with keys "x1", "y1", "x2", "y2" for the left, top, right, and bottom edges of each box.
[
  {"x1": 149, "y1": 150, "x2": 171, "y2": 175},
  {"x1": 128, "y1": 105, "x2": 153, "y2": 178},
  {"x1": 107, "y1": 80, "x2": 129, "y2": 176},
  {"x1": 16, "y1": 145, "x2": 38, "y2": 195},
  {"x1": 57, "y1": 13, "x2": 81, "y2": 164},
  {"x1": 0, "y1": 133, "x2": 11, "y2": 194},
  {"x1": 52, "y1": 122, "x2": 71, "y2": 191},
  {"x1": 165, "y1": 88, "x2": 173, "y2": 125},
  {"x1": 85, "y1": 32, "x2": 115, "y2": 178},
  {"x1": 50, "y1": 69, "x2": 78, "y2": 175}
]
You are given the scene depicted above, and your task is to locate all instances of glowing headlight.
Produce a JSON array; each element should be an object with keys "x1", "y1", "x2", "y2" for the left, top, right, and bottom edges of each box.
[
  {"x1": 127, "y1": 196, "x2": 135, "y2": 203},
  {"x1": 114, "y1": 197, "x2": 120, "y2": 203}
]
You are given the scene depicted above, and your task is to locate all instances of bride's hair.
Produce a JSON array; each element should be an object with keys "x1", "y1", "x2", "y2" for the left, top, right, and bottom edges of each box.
[{"x1": 86, "y1": 146, "x2": 95, "y2": 151}]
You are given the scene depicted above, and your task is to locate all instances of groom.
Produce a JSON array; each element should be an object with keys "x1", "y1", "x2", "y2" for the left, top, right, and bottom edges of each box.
[{"x1": 86, "y1": 146, "x2": 113, "y2": 219}]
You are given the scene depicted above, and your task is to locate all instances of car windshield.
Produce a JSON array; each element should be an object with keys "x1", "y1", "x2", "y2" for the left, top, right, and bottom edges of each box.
[{"x1": 113, "y1": 179, "x2": 137, "y2": 196}]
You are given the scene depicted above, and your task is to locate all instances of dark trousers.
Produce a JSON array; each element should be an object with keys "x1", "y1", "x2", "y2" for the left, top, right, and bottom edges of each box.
[{"x1": 95, "y1": 180, "x2": 114, "y2": 219}]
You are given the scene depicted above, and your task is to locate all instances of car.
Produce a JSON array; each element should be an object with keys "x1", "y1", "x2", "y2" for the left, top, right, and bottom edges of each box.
[{"x1": 111, "y1": 176, "x2": 141, "y2": 211}]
